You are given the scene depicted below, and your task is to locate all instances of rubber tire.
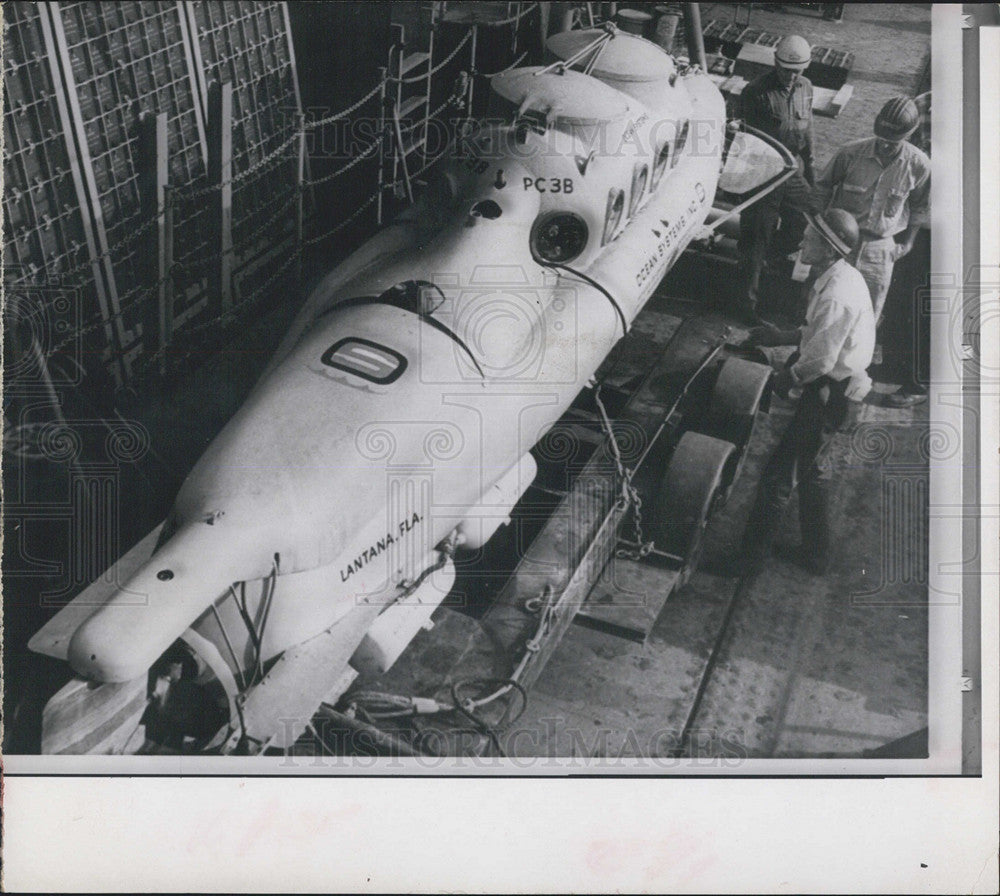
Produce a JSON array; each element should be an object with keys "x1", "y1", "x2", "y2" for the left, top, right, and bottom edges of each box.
[
  {"x1": 698, "y1": 357, "x2": 772, "y2": 497},
  {"x1": 654, "y1": 431, "x2": 736, "y2": 584}
]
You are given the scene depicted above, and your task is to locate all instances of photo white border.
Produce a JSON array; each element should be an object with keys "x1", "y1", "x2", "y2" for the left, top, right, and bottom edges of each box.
[{"x1": 3, "y1": 5, "x2": 997, "y2": 893}]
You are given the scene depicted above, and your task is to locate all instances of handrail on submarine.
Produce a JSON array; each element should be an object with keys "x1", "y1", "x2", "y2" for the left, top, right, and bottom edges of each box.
[
  {"x1": 535, "y1": 22, "x2": 618, "y2": 77},
  {"x1": 695, "y1": 123, "x2": 800, "y2": 239}
]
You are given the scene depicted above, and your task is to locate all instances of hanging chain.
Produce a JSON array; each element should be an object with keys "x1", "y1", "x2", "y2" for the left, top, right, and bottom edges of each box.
[{"x1": 592, "y1": 383, "x2": 654, "y2": 560}]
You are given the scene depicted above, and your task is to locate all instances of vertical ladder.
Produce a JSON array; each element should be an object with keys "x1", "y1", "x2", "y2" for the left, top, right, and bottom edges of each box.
[{"x1": 384, "y1": 12, "x2": 437, "y2": 214}]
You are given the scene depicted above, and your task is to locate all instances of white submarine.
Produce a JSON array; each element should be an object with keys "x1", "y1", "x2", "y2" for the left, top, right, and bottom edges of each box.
[{"x1": 29, "y1": 26, "x2": 794, "y2": 754}]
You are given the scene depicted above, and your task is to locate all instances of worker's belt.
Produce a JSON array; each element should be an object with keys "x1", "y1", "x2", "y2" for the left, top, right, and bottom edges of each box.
[
  {"x1": 804, "y1": 374, "x2": 850, "y2": 409},
  {"x1": 812, "y1": 374, "x2": 850, "y2": 392}
]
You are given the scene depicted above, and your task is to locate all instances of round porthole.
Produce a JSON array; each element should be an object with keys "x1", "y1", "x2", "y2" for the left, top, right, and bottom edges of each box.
[{"x1": 530, "y1": 212, "x2": 589, "y2": 264}]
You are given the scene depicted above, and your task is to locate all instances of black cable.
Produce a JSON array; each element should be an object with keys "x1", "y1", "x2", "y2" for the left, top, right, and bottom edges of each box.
[
  {"x1": 232, "y1": 581, "x2": 262, "y2": 682},
  {"x1": 450, "y1": 684, "x2": 506, "y2": 758},
  {"x1": 453, "y1": 677, "x2": 529, "y2": 725},
  {"x1": 254, "y1": 555, "x2": 280, "y2": 678},
  {"x1": 544, "y1": 262, "x2": 628, "y2": 337}
]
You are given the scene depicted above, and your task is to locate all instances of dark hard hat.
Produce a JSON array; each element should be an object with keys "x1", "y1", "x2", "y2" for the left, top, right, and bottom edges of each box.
[
  {"x1": 775, "y1": 34, "x2": 811, "y2": 70},
  {"x1": 874, "y1": 96, "x2": 920, "y2": 141},
  {"x1": 809, "y1": 208, "x2": 860, "y2": 257}
]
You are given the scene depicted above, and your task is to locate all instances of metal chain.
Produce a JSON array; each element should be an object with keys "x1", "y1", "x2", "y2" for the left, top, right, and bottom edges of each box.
[
  {"x1": 392, "y1": 30, "x2": 472, "y2": 85},
  {"x1": 480, "y1": 2, "x2": 539, "y2": 27},
  {"x1": 173, "y1": 132, "x2": 299, "y2": 200},
  {"x1": 43, "y1": 266, "x2": 180, "y2": 360},
  {"x1": 302, "y1": 191, "x2": 379, "y2": 247},
  {"x1": 473, "y1": 51, "x2": 528, "y2": 78},
  {"x1": 398, "y1": 94, "x2": 459, "y2": 136},
  {"x1": 48, "y1": 212, "x2": 164, "y2": 284},
  {"x1": 141, "y1": 246, "x2": 301, "y2": 372},
  {"x1": 411, "y1": 145, "x2": 452, "y2": 179},
  {"x1": 306, "y1": 135, "x2": 383, "y2": 187},
  {"x1": 231, "y1": 187, "x2": 299, "y2": 247},
  {"x1": 305, "y1": 78, "x2": 387, "y2": 130},
  {"x1": 593, "y1": 383, "x2": 654, "y2": 560}
]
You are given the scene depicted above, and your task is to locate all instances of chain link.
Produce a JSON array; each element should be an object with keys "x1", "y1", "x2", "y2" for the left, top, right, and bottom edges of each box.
[
  {"x1": 473, "y1": 50, "x2": 529, "y2": 78},
  {"x1": 593, "y1": 384, "x2": 654, "y2": 560},
  {"x1": 173, "y1": 131, "x2": 299, "y2": 201},
  {"x1": 232, "y1": 188, "x2": 300, "y2": 248},
  {"x1": 302, "y1": 191, "x2": 379, "y2": 247},
  {"x1": 43, "y1": 266, "x2": 179, "y2": 360},
  {"x1": 411, "y1": 145, "x2": 453, "y2": 179},
  {"x1": 48, "y1": 212, "x2": 164, "y2": 284},
  {"x1": 305, "y1": 78, "x2": 387, "y2": 130},
  {"x1": 479, "y1": 2, "x2": 539, "y2": 27},
  {"x1": 306, "y1": 135, "x2": 384, "y2": 187},
  {"x1": 140, "y1": 246, "x2": 301, "y2": 373},
  {"x1": 396, "y1": 92, "x2": 463, "y2": 138}
]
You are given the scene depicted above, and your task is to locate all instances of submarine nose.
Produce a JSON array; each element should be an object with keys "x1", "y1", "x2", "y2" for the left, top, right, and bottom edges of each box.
[{"x1": 68, "y1": 520, "x2": 268, "y2": 683}]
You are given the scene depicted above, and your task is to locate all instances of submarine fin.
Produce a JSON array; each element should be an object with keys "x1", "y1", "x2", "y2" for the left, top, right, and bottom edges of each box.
[{"x1": 28, "y1": 523, "x2": 164, "y2": 661}]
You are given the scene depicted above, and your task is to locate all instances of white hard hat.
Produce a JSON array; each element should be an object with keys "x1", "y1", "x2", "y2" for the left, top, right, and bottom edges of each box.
[{"x1": 775, "y1": 34, "x2": 811, "y2": 70}]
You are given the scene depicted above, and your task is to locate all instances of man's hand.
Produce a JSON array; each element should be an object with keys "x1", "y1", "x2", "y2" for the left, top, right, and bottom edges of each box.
[
  {"x1": 747, "y1": 322, "x2": 796, "y2": 347},
  {"x1": 893, "y1": 239, "x2": 914, "y2": 261},
  {"x1": 773, "y1": 367, "x2": 796, "y2": 400}
]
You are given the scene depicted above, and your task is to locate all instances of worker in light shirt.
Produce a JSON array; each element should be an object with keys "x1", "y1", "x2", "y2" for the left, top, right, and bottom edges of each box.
[
  {"x1": 814, "y1": 96, "x2": 930, "y2": 324},
  {"x1": 740, "y1": 209, "x2": 875, "y2": 576}
]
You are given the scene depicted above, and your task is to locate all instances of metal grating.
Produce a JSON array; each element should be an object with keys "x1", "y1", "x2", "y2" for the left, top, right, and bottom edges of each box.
[
  {"x1": 4, "y1": 1, "x2": 307, "y2": 382},
  {"x1": 189, "y1": 0, "x2": 301, "y2": 282},
  {"x1": 53, "y1": 0, "x2": 208, "y2": 335},
  {"x1": 2, "y1": 3, "x2": 91, "y2": 287}
]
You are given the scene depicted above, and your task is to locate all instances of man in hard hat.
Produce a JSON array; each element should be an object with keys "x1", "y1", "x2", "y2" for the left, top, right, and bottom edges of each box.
[
  {"x1": 814, "y1": 96, "x2": 931, "y2": 325},
  {"x1": 735, "y1": 33, "x2": 819, "y2": 325},
  {"x1": 879, "y1": 91, "x2": 932, "y2": 406},
  {"x1": 739, "y1": 208, "x2": 874, "y2": 575}
]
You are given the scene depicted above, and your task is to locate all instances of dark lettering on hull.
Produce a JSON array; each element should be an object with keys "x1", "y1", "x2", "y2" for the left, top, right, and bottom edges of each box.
[
  {"x1": 635, "y1": 186, "x2": 711, "y2": 288},
  {"x1": 340, "y1": 514, "x2": 423, "y2": 582}
]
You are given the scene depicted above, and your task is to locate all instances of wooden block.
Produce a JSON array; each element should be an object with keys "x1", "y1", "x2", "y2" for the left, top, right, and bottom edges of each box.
[
  {"x1": 737, "y1": 42, "x2": 775, "y2": 67},
  {"x1": 576, "y1": 556, "x2": 683, "y2": 643},
  {"x1": 829, "y1": 83, "x2": 854, "y2": 116},
  {"x1": 41, "y1": 675, "x2": 149, "y2": 754},
  {"x1": 813, "y1": 83, "x2": 854, "y2": 119}
]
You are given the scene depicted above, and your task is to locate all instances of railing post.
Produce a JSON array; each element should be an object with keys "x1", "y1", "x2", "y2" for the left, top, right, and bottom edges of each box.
[
  {"x1": 377, "y1": 65, "x2": 388, "y2": 225},
  {"x1": 161, "y1": 187, "x2": 174, "y2": 374},
  {"x1": 208, "y1": 80, "x2": 233, "y2": 317},
  {"x1": 296, "y1": 111, "x2": 306, "y2": 286},
  {"x1": 682, "y1": 3, "x2": 706, "y2": 70},
  {"x1": 139, "y1": 110, "x2": 170, "y2": 373}
]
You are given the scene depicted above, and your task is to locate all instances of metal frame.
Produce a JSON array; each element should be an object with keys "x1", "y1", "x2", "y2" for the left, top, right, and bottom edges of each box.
[{"x1": 42, "y1": 1, "x2": 131, "y2": 382}]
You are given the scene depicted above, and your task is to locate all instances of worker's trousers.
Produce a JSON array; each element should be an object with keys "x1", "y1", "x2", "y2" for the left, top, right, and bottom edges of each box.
[
  {"x1": 737, "y1": 163, "x2": 817, "y2": 311},
  {"x1": 742, "y1": 376, "x2": 860, "y2": 570},
  {"x1": 852, "y1": 235, "x2": 899, "y2": 324}
]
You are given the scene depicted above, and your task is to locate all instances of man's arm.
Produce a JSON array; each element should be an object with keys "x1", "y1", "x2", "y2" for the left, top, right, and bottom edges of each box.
[
  {"x1": 747, "y1": 322, "x2": 802, "y2": 347},
  {"x1": 802, "y1": 83, "x2": 816, "y2": 186},
  {"x1": 789, "y1": 299, "x2": 853, "y2": 386},
  {"x1": 894, "y1": 157, "x2": 931, "y2": 258},
  {"x1": 813, "y1": 148, "x2": 847, "y2": 212}
]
